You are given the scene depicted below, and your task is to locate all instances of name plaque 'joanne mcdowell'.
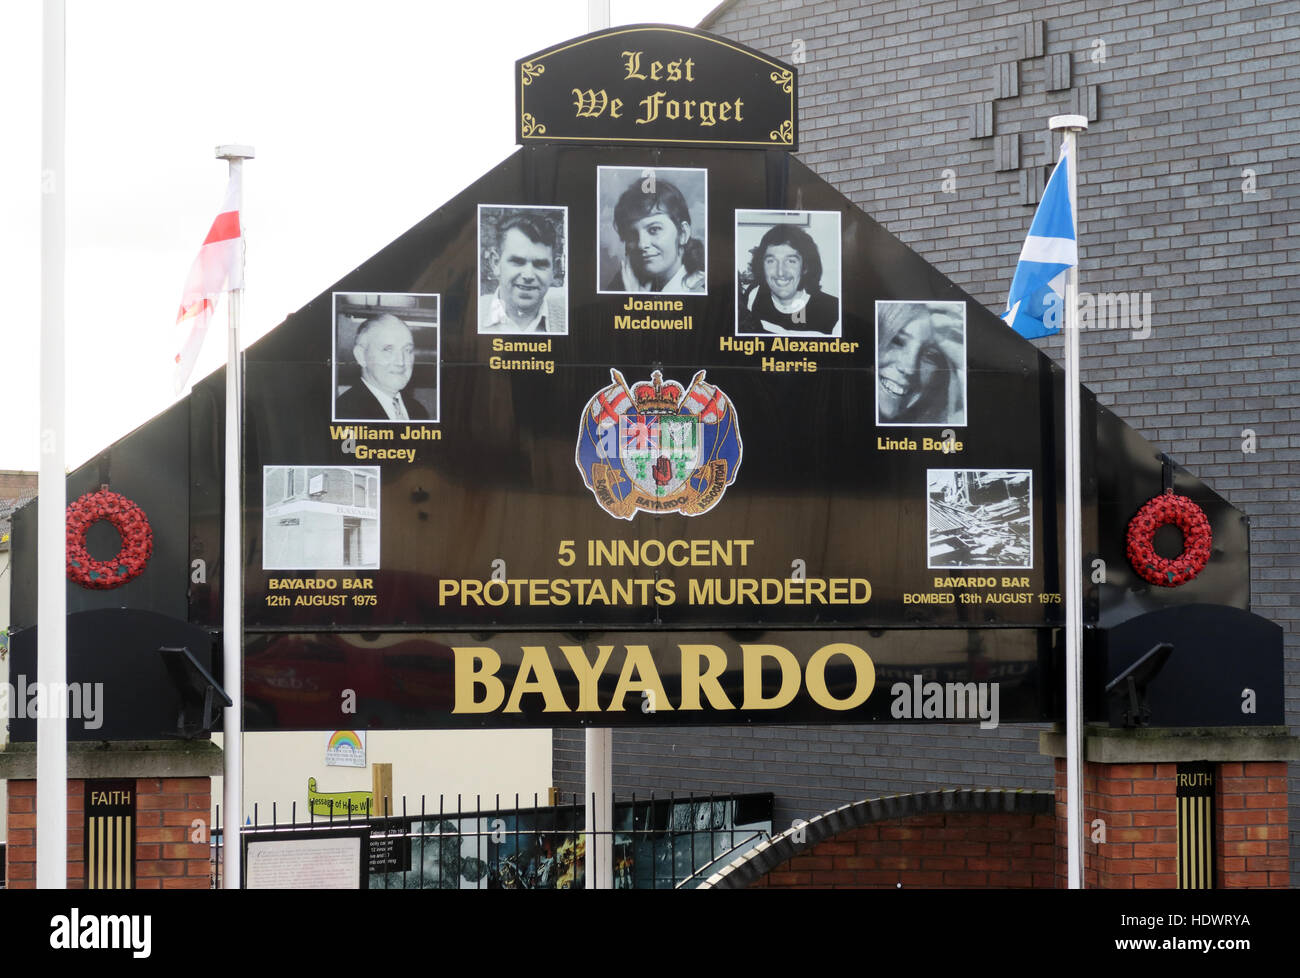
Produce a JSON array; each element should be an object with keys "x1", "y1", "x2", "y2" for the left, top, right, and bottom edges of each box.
[{"x1": 516, "y1": 25, "x2": 797, "y2": 150}]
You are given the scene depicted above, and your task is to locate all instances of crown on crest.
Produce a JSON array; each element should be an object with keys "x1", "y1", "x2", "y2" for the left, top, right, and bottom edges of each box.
[{"x1": 632, "y1": 370, "x2": 683, "y2": 413}]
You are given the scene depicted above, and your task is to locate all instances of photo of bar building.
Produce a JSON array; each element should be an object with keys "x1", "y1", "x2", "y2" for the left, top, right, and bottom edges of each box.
[{"x1": 263, "y1": 466, "x2": 380, "y2": 571}]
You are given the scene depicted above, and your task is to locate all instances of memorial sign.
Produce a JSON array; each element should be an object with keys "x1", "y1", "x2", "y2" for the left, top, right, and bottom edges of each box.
[
  {"x1": 6, "y1": 26, "x2": 1273, "y2": 739},
  {"x1": 515, "y1": 25, "x2": 796, "y2": 149}
]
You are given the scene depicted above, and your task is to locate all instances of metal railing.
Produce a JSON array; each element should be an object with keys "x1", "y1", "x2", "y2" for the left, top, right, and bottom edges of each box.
[{"x1": 213, "y1": 791, "x2": 773, "y2": 889}]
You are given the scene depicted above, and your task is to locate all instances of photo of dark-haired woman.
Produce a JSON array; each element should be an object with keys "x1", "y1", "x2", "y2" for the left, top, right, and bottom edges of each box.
[{"x1": 597, "y1": 166, "x2": 707, "y2": 295}]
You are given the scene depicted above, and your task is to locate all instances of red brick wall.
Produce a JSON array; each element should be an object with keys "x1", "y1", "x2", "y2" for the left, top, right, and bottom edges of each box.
[
  {"x1": 3, "y1": 778, "x2": 82, "y2": 887},
  {"x1": 1217, "y1": 761, "x2": 1289, "y2": 888},
  {"x1": 1053, "y1": 758, "x2": 1289, "y2": 889},
  {"x1": 750, "y1": 812, "x2": 1056, "y2": 888},
  {"x1": 1054, "y1": 760, "x2": 1179, "y2": 889},
  {"x1": 5, "y1": 777, "x2": 211, "y2": 889}
]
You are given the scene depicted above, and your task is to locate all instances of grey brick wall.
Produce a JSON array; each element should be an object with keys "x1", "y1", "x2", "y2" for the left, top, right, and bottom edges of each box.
[{"x1": 556, "y1": 0, "x2": 1300, "y2": 883}]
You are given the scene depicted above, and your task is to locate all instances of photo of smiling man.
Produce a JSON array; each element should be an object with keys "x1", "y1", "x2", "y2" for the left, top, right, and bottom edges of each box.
[
  {"x1": 597, "y1": 166, "x2": 707, "y2": 295},
  {"x1": 875, "y1": 300, "x2": 967, "y2": 427},
  {"x1": 735, "y1": 209, "x2": 841, "y2": 337},
  {"x1": 478, "y1": 205, "x2": 568, "y2": 335},
  {"x1": 333, "y1": 292, "x2": 440, "y2": 423}
]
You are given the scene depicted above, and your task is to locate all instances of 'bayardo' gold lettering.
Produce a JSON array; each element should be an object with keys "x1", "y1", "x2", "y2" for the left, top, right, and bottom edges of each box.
[
  {"x1": 454, "y1": 647, "x2": 505, "y2": 713},
  {"x1": 742, "y1": 644, "x2": 801, "y2": 710},
  {"x1": 608, "y1": 644, "x2": 674, "y2": 712},
  {"x1": 450, "y1": 641, "x2": 876, "y2": 715},
  {"x1": 560, "y1": 645, "x2": 616, "y2": 711},
  {"x1": 504, "y1": 646, "x2": 568, "y2": 713}
]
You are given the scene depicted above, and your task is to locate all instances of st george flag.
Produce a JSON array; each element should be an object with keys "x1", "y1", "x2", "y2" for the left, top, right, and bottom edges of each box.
[
  {"x1": 1001, "y1": 141, "x2": 1077, "y2": 339},
  {"x1": 173, "y1": 170, "x2": 243, "y2": 393}
]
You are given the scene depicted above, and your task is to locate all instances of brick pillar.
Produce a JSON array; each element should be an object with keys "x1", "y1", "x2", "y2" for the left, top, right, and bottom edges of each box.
[
  {"x1": 5, "y1": 776, "x2": 211, "y2": 889},
  {"x1": 1216, "y1": 761, "x2": 1289, "y2": 887},
  {"x1": 1043, "y1": 728, "x2": 1296, "y2": 890},
  {"x1": 134, "y1": 777, "x2": 213, "y2": 889},
  {"x1": 0, "y1": 741, "x2": 222, "y2": 889},
  {"x1": 1054, "y1": 759, "x2": 1178, "y2": 888},
  {"x1": 4, "y1": 779, "x2": 85, "y2": 888}
]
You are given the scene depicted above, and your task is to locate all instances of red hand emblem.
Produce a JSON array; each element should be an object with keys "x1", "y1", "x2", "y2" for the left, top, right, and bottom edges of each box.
[{"x1": 652, "y1": 456, "x2": 673, "y2": 486}]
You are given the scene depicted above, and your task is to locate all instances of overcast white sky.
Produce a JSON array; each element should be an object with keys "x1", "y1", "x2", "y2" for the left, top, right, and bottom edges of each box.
[{"x1": 0, "y1": 0, "x2": 721, "y2": 470}]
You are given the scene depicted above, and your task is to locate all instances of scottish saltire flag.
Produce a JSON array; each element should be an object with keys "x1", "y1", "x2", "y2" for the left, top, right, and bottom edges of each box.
[
  {"x1": 173, "y1": 170, "x2": 244, "y2": 393},
  {"x1": 1001, "y1": 142, "x2": 1077, "y2": 339}
]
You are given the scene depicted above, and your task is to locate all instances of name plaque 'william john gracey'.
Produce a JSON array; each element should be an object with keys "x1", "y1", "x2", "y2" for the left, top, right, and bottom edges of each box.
[{"x1": 516, "y1": 24, "x2": 797, "y2": 150}]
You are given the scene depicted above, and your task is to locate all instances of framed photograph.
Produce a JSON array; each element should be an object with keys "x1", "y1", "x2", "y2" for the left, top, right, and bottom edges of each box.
[
  {"x1": 597, "y1": 166, "x2": 707, "y2": 295},
  {"x1": 875, "y1": 300, "x2": 967, "y2": 427},
  {"x1": 735, "y1": 209, "x2": 841, "y2": 336},
  {"x1": 926, "y1": 469, "x2": 1033, "y2": 570},
  {"x1": 477, "y1": 204, "x2": 569, "y2": 335},
  {"x1": 332, "y1": 292, "x2": 439, "y2": 423},
  {"x1": 262, "y1": 465, "x2": 381, "y2": 570}
]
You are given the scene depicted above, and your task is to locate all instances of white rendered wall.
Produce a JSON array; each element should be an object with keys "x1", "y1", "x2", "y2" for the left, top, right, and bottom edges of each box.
[{"x1": 210, "y1": 728, "x2": 552, "y2": 827}]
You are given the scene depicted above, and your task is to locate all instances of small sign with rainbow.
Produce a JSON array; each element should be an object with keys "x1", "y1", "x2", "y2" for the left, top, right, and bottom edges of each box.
[{"x1": 325, "y1": 729, "x2": 366, "y2": 768}]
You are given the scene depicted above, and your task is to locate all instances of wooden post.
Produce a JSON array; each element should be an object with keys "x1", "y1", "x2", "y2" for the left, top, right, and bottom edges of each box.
[{"x1": 371, "y1": 763, "x2": 393, "y2": 818}]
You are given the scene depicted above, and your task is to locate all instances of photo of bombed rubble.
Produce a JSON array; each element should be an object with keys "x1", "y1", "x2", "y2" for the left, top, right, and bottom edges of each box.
[{"x1": 926, "y1": 469, "x2": 1033, "y2": 570}]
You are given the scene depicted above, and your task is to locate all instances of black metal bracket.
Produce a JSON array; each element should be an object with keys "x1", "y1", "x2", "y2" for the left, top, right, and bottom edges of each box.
[
  {"x1": 1158, "y1": 452, "x2": 1175, "y2": 493},
  {"x1": 1104, "y1": 641, "x2": 1173, "y2": 727},
  {"x1": 158, "y1": 645, "x2": 233, "y2": 739}
]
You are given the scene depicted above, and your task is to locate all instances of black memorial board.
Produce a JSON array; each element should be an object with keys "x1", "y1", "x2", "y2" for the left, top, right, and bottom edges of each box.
[{"x1": 229, "y1": 146, "x2": 1082, "y2": 638}]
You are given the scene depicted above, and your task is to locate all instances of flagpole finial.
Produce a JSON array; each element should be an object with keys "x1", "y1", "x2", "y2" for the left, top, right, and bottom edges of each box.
[
  {"x1": 215, "y1": 144, "x2": 255, "y2": 161},
  {"x1": 1049, "y1": 115, "x2": 1088, "y2": 133}
]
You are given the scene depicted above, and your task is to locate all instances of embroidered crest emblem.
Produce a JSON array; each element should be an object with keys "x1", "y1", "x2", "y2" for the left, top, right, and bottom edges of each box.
[{"x1": 576, "y1": 368, "x2": 743, "y2": 520}]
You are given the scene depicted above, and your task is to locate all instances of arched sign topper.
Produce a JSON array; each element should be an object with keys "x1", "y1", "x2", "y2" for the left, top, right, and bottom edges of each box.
[{"x1": 516, "y1": 25, "x2": 797, "y2": 150}]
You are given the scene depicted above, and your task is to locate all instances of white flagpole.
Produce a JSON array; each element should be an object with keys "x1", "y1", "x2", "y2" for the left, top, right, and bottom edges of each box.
[
  {"x1": 583, "y1": 0, "x2": 614, "y2": 892},
  {"x1": 1050, "y1": 113, "x2": 1088, "y2": 889},
  {"x1": 217, "y1": 143, "x2": 254, "y2": 889},
  {"x1": 36, "y1": 0, "x2": 67, "y2": 890}
]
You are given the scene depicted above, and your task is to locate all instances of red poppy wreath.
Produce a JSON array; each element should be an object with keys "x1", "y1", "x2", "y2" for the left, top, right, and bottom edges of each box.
[
  {"x1": 65, "y1": 488, "x2": 153, "y2": 589},
  {"x1": 1125, "y1": 489, "x2": 1211, "y2": 587}
]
